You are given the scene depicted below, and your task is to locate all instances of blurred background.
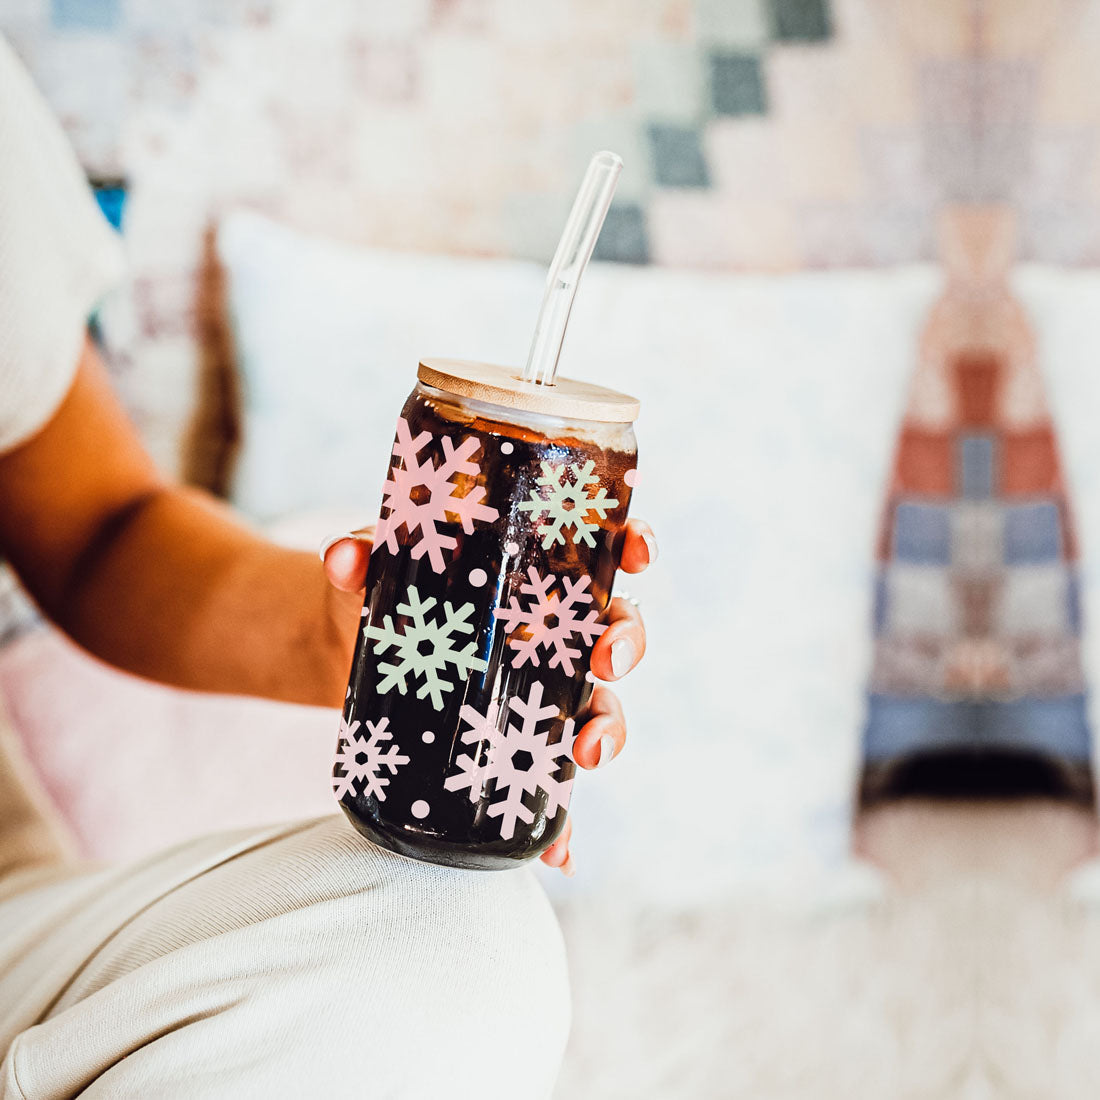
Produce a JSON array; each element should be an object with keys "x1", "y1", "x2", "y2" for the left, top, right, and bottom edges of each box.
[{"x1": 9, "y1": 0, "x2": 1100, "y2": 1095}]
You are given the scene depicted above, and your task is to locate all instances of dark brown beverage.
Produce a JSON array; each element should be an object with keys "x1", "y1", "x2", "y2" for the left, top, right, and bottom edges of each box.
[{"x1": 333, "y1": 360, "x2": 639, "y2": 869}]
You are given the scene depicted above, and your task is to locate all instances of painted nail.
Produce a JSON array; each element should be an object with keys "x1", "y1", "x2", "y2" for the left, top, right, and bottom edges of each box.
[
  {"x1": 610, "y1": 638, "x2": 635, "y2": 679},
  {"x1": 561, "y1": 853, "x2": 576, "y2": 877},
  {"x1": 598, "y1": 732, "x2": 617, "y2": 767},
  {"x1": 318, "y1": 532, "x2": 356, "y2": 563},
  {"x1": 642, "y1": 531, "x2": 659, "y2": 564}
]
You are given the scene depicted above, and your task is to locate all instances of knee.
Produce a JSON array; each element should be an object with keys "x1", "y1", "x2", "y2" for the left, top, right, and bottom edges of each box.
[
  {"x1": 271, "y1": 817, "x2": 572, "y2": 1096},
  {"x1": 319, "y1": 815, "x2": 572, "y2": 1015}
]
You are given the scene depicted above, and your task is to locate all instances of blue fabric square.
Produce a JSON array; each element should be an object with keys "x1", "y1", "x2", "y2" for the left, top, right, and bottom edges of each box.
[
  {"x1": 958, "y1": 435, "x2": 995, "y2": 499},
  {"x1": 862, "y1": 696, "x2": 961, "y2": 761},
  {"x1": 647, "y1": 124, "x2": 711, "y2": 188},
  {"x1": 893, "y1": 502, "x2": 951, "y2": 565},
  {"x1": 872, "y1": 572, "x2": 887, "y2": 636},
  {"x1": 709, "y1": 52, "x2": 767, "y2": 116},
  {"x1": 1004, "y1": 502, "x2": 1062, "y2": 564},
  {"x1": 767, "y1": 0, "x2": 832, "y2": 41},
  {"x1": 988, "y1": 695, "x2": 1092, "y2": 760},
  {"x1": 592, "y1": 203, "x2": 650, "y2": 264},
  {"x1": 1068, "y1": 572, "x2": 1083, "y2": 635},
  {"x1": 52, "y1": 0, "x2": 120, "y2": 30}
]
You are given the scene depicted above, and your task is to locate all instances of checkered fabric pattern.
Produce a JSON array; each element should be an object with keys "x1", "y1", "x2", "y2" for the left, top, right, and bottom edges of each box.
[{"x1": 863, "y1": 286, "x2": 1092, "y2": 767}]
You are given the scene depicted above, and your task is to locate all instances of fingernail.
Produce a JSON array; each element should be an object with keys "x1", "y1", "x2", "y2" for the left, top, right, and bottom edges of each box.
[
  {"x1": 642, "y1": 532, "x2": 659, "y2": 564},
  {"x1": 561, "y1": 853, "x2": 576, "y2": 878},
  {"x1": 610, "y1": 638, "x2": 635, "y2": 679},
  {"x1": 318, "y1": 532, "x2": 355, "y2": 563},
  {"x1": 598, "y1": 732, "x2": 617, "y2": 768}
]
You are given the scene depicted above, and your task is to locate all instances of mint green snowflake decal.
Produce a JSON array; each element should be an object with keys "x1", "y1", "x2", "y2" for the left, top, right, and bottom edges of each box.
[
  {"x1": 519, "y1": 460, "x2": 619, "y2": 548},
  {"x1": 364, "y1": 585, "x2": 488, "y2": 710}
]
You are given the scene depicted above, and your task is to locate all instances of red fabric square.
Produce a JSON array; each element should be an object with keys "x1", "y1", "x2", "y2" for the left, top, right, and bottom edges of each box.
[
  {"x1": 953, "y1": 350, "x2": 1001, "y2": 427},
  {"x1": 1000, "y1": 427, "x2": 1058, "y2": 496},
  {"x1": 893, "y1": 426, "x2": 953, "y2": 495}
]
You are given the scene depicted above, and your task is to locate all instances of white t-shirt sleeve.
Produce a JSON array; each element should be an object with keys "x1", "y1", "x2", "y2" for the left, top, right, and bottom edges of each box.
[{"x1": 0, "y1": 35, "x2": 125, "y2": 454}]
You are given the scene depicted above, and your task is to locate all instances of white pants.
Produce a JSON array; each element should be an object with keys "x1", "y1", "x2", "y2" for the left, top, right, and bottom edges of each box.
[{"x1": 0, "y1": 720, "x2": 570, "y2": 1099}]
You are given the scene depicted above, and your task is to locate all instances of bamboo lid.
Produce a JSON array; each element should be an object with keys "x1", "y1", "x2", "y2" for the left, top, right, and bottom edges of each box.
[{"x1": 418, "y1": 359, "x2": 640, "y2": 424}]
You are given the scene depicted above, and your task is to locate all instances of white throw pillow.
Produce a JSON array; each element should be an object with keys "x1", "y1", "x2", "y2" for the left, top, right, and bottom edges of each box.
[
  {"x1": 218, "y1": 211, "x2": 548, "y2": 521},
  {"x1": 219, "y1": 209, "x2": 940, "y2": 902}
]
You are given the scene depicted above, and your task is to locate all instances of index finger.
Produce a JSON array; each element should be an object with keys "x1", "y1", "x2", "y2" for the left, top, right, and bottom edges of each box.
[{"x1": 619, "y1": 519, "x2": 657, "y2": 574}]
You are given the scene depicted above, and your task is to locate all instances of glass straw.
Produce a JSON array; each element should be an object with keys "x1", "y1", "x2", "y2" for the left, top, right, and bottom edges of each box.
[{"x1": 523, "y1": 150, "x2": 622, "y2": 387}]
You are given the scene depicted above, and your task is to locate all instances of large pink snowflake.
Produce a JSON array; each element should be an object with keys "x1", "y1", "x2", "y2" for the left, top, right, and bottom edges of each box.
[
  {"x1": 332, "y1": 715, "x2": 410, "y2": 801},
  {"x1": 443, "y1": 682, "x2": 577, "y2": 840},
  {"x1": 493, "y1": 566, "x2": 607, "y2": 674},
  {"x1": 374, "y1": 417, "x2": 499, "y2": 573}
]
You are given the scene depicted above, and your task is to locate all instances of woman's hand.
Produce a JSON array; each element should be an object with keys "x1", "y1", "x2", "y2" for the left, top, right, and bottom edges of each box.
[{"x1": 322, "y1": 519, "x2": 656, "y2": 876}]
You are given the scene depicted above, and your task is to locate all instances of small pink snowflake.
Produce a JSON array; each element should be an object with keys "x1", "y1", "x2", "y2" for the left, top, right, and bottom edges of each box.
[{"x1": 332, "y1": 715, "x2": 410, "y2": 801}]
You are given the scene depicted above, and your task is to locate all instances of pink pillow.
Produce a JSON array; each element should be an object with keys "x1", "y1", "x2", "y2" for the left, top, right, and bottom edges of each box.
[{"x1": 0, "y1": 626, "x2": 337, "y2": 862}]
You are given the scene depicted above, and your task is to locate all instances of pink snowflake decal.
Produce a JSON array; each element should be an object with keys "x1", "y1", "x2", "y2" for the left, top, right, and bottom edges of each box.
[
  {"x1": 374, "y1": 417, "x2": 500, "y2": 573},
  {"x1": 332, "y1": 715, "x2": 410, "y2": 801},
  {"x1": 493, "y1": 566, "x2": 607, "y2": 674},
  {"x1": 443, "y1": 682, "x2": 577, "y2": 840}
]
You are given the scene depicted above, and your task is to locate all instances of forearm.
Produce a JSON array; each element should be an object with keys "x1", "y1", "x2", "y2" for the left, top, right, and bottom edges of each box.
[
  {"x1": 0, "y1": 342, "x2": 360, "y2": 707},
  {"x1": 44, "y1": 485, "x2": 355, "y2": 707}
]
